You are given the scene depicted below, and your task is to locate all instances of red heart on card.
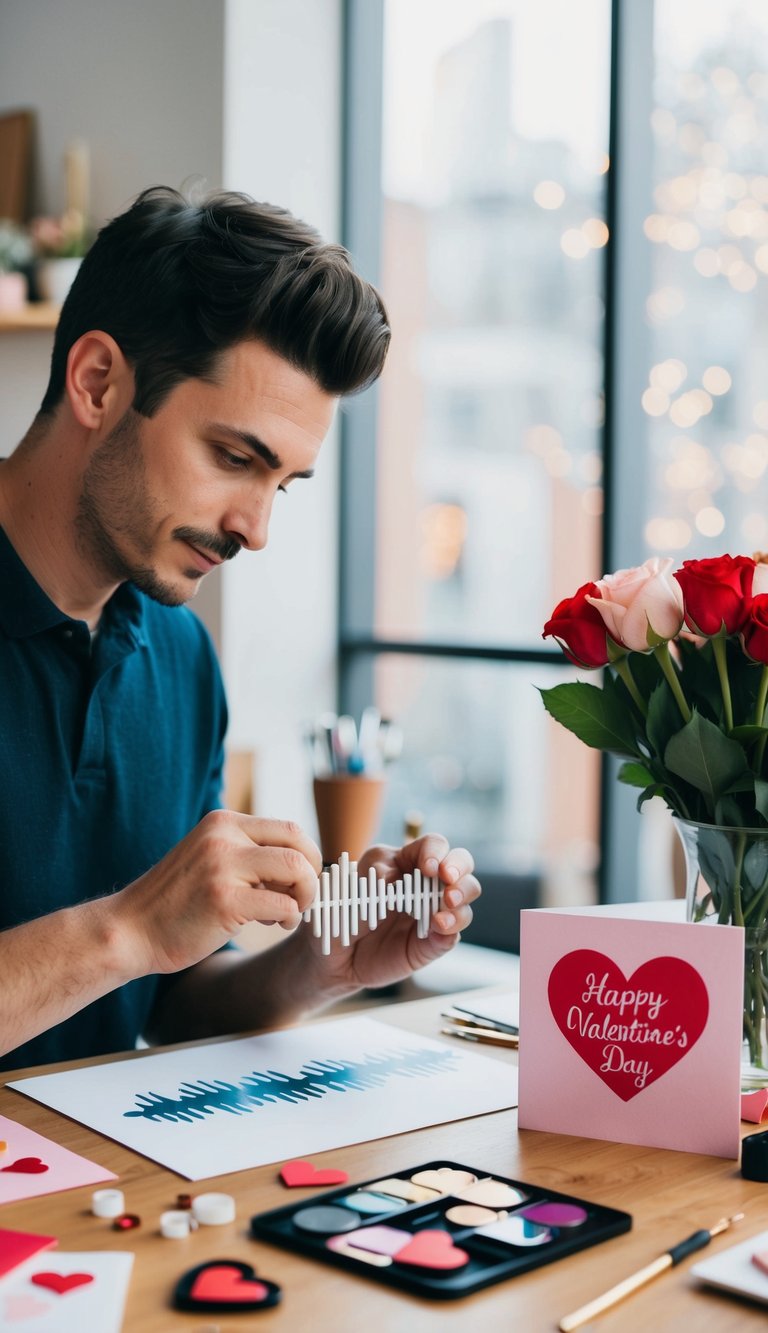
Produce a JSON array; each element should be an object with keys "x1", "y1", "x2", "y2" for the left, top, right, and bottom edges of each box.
[
  {"x1": 174, "y1": 1261, "x2": 281, "y2": 1313},
  {"x1": 0, "y1": 1157, "x2": 49, "y2": 1174},
  {"x1": 280, "y1": 1159, "x2": 349, "y2": 1187},
  {"x1": 395, "y1": 1229, "x2": 469, "y2": 1270},
  {"x1": 31, "y1": 1272, "x2": 94, "y2": 1294},
  {"x1": 548, "y1": 950, "x2": 709, "y2": 1102}
]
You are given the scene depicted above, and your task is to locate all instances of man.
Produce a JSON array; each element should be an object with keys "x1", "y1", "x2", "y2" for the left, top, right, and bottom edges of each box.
[{"x1": 0, "y1": 186, "x2": 479, "y2": 1073}]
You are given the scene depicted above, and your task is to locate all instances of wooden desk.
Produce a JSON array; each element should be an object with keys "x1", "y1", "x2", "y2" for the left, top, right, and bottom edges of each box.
[{"x1": 1, "y1": 990, "x2": 766, "y2": 1333}]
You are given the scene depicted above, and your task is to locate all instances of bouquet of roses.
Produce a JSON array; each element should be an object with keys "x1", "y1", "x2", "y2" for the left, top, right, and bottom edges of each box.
[
  {"x1": 542, "y1": 554, "x2": 768, "y2": 1073},
  {"x1": 541, "y1": 554, "x2": 768, "y2": 832}
]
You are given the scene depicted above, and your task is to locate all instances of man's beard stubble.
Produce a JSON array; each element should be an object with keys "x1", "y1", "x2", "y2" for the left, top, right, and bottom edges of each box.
[{"x1": 75, "y1": 409, "x2": 238, "y2": 607}]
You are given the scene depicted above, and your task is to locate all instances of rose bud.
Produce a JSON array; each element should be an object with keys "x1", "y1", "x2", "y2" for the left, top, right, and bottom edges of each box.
[
  {"x1": 674, "y1": 554, "x2": 755, "y2": 636},
  {"x1": 585, "y1": 557, "x2": 684, "y2": 652},
  {"x1": 543, "y1": 581, "x2": 611, "y2": 668}
]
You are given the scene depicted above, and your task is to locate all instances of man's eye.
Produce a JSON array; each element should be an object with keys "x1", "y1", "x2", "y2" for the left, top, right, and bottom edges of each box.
[{"x1": 217, "y1": 448, "x2": 250, "y2": 470}]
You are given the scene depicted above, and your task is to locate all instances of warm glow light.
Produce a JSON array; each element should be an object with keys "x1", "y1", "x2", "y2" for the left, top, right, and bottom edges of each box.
[
  {"x1": 696, "y1": 507, "x2": 726, "y2": 538},
  {"x1": 667, "y1": 220, "x2": 700, "y2": 251},
  {"x1": 718, "y1": 244, "x2": 746, "y2": 275},
  {"x1": 753, "y1": 401, "x2": 768, "y2": 429},
  {"x1": 729, "y1": 262, "x2": 757, "y2": 291},
  {"x1": 751, "y1": 175, "x2": 768, "y2": 203},
  {"x1": 582, "y1": 217, "x2": 609, "y2": 247},
  {"x1": 534, "y1": 180, "x2": 565, "y2": 210},
  {"x1": 525, "y1": 424, "x2": 563, "y2": 457},
  {"x1": 669, "y1": 392, "x2": 703, "y2": 427},
  {"x1": 646, "y1": 287, "x2": 686, "y2": 321},
  {"x1": 642, "y1": 387, "x2": 670, "y2": 417},
  {"x1": 596, "y1": 152, "x2": 610, "y2": 175},
  {"x1": 644, "y1": 214, "x2": 669, "y2": 242},
  {"x1": 702, "y1": 366, "x2": 731, "y2": 395},
  {"x1": 650, "y1": 359, "x2": 687, "y2": 393},
  {"x1": 693, "y1": 248, "x2": 720, "y2": 277},
  {"x1": 711, "y1": 67, "x2": 741, "y2": 98},
  {"x1": 754, "y1": 244, "x2": 768, "y2": 274},
  {"x1": 578, "y1": 451, "x2": 603, "y2": 483},
  {"x1": 645, "y1": 517, "x2": 692, "y2": 549},
  {"x1": 560, "y1": 229, "x2": 590, "y2": 259},
  {"x1": 545, "y1": 448, "x2": 572, "y2": 478},
  {"x1": 420, "y1": 504, "x2": 467, "y2": 580},
  {"x1": 664, "y1": 439, "x2": 720, "y2": 491},
  {"x1": 724, "y1": 172, "x2": 747, "y2": 199}
]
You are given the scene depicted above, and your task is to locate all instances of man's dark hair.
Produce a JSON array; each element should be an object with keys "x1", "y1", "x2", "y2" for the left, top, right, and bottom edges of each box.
[{"x1": 40, "y1": 185, "x2": 390, "y2": 416}]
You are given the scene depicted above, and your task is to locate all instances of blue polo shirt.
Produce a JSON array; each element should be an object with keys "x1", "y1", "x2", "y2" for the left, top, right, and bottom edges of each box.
[{"x1": 0, "y1": 526, "x2": 228, "y2": 1073}]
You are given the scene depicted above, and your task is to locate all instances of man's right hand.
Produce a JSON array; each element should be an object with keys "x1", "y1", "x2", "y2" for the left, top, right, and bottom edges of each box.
[{"x1": 115, "y1": 810, "x2": 322, "y2": 976}]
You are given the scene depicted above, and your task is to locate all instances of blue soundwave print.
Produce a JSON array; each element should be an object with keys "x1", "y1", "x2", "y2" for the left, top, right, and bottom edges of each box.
[{"x1": 122, "y1": 1046, "x2": 458, "y2": 1124}]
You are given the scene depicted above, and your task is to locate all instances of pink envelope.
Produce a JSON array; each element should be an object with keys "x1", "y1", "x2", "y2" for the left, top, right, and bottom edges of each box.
[
  {"x1": 0, "y1": 1227, "x2": 57, "y2": 1281},
  {"x1": 517, "y1": 901, "x2": 743, "y2": 1158}
]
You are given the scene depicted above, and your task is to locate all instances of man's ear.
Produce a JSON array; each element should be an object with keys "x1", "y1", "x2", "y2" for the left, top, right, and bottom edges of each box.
[{"x1": 65, "y1": 332, "x2": 134, "y2": 429}]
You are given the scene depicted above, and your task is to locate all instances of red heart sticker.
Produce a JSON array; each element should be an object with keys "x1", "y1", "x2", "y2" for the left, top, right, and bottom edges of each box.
[
  {"x1": 280, "y1": 1160, "x2": 349, "y2": 1188},
  {"x1": 0, "y1": 1157, "x2": 49, "y2": 1174},
  {"x1": 31, "y1": 1272, "x2": 94, "y2": 1295},
  {"x1": 191, "y1": 1266, "x2": 269, "y2": 1303},
  {"x1": 548, "y1": 950, "x2": 709, "y2": 1101},
  {"x1": 395, "y1": 1229, "x2": 469, "y2": 1270}
]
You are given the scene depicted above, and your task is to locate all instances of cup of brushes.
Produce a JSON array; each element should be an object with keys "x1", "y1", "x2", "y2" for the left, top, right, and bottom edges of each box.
[{"x1": 308, "y1": 707, "x2": 400, "y2": 864}]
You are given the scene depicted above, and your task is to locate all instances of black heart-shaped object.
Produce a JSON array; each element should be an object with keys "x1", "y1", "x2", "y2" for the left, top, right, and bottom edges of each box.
[{"x1": 173, "y1": 1259, "x2": 281, "y2": 1313}]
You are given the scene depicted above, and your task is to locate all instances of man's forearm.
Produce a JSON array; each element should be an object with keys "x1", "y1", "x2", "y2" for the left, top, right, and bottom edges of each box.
[
  {"x1": 145, "y1": 931, "x2": 356, "y2": 1046},
  {"x1": 0, "y1": 900, "x2": 138, "y2": 1061}
]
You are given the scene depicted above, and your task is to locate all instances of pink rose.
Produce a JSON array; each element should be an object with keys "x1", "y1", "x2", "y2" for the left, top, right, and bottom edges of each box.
[{"x1": 586, "y1": 557, "x2": 684, "y2": 652}]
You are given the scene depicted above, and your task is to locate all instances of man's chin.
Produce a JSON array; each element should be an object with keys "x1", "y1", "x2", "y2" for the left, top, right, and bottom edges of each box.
[{"x1": 129, "y1": 565, "x2": 202, "y2": 607}]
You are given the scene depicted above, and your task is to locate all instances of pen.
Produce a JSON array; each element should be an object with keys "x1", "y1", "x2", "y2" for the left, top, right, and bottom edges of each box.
[
  {"x1": 558, "y1": 1212, "x2": 745, "y2": 1331},
  {"x1": 441, "y1": 1026, "x2": 519, "y2": 1050},
  {"x1": 442, "y1": 1007, "x2": 519, "y2": 1037}
]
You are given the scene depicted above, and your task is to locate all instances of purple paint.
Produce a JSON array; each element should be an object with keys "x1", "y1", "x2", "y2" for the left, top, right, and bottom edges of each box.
[{"x1": 521, "y1": 1201, "x2": 588, "y2": 1228}]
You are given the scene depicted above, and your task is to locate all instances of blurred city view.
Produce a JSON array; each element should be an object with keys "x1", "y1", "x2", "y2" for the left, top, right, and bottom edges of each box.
[{"x1": 359, "y1": 0, "x2": 768, "y2": 931}]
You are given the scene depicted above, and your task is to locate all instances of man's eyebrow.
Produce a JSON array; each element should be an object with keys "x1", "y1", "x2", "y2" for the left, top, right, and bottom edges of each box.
[{"x1": 209, "y1": 423, "x2": 315, "y2": 479}]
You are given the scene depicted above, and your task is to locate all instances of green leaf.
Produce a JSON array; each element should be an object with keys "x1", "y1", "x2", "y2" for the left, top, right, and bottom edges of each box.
[
  {"x1": 664, "y1": 711, "x2": 749, "y2": 805},
  {"x1": 637, "y1": 785, "x2": 665, "y2": 811},
  {"x1": 539, "y1": 683, "x2": 640, "y2": 757},
  {"x1": 646, "y1": 681, "x2": 683, "y2": 760},
  {"x1": 618, "y1": 762, "x2": 655, "y2": 787},
  {"x1": 755, "y1": 779, "x2": 768, "y2": 823},
  {"x1": 730, "y1": 725, "x2": 768, "y2": 744}
]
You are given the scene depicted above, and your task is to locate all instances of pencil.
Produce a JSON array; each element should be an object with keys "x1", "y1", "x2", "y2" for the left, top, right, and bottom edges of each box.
[
  {"x1": 440, "y1": 1026, "x2": 519, "y2": 1050},
  {"x1": 558, "y1": 1212, "x2": 745, "y2": 1331}
]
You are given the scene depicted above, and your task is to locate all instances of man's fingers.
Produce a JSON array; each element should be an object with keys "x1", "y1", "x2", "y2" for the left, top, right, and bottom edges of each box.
[{"x1": 230, "y1": 813, "x2": 323, "y2": 875}]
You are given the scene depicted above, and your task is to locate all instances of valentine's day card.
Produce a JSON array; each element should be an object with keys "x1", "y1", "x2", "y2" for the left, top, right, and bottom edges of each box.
[
  {"x1": 517, "y1": 901, "x2": 743, "y2": 1157},
  {"x1": 0, "y1": 1115, "x2": 116, "y2": 1205},
  {"x1": 0, "y1": 1251, "x2": 133, "y2": 1331}
]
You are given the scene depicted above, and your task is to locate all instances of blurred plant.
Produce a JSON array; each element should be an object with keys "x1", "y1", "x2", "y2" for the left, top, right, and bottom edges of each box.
[
  {"x1": 30, "y1": 208, "x2": 91, "y2": 259},
  {"x1": 0, "y1": 219, "x2": 33, "y2": 273}
]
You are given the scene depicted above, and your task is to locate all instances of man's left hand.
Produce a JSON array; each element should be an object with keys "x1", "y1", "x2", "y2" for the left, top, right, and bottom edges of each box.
[{"x1": 301, "y1": 834, "x2": 479, "y2": 994}]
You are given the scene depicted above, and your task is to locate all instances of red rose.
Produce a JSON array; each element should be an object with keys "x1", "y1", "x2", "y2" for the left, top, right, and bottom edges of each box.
[
  {"x1": 543, "y1": 581, "x2": 610, "y2": 668},
  {"x1": 674, "y1": 554, "x2": 755, "y2": 636},
  {"x1": 742, "y1": 594, "x2": 768, "y2": 664}
]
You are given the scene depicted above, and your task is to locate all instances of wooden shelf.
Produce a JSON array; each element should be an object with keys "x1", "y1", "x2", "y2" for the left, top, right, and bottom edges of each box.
[{"x1": 0, "y1": 303, "x2": 60, "y2": 331}]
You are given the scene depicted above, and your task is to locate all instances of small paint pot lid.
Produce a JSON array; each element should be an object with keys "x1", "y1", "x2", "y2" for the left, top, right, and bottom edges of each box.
[{"x1": 293, "y1": 1204, "x2": 362, "y2": 1235}]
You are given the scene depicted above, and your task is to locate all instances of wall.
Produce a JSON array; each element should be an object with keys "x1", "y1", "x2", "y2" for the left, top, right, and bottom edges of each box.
[{"x1": 0, "y1": 0, "x2": 343, "y2": 838}]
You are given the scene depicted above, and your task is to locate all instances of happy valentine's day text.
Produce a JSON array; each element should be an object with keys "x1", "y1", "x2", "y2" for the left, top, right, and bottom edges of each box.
[{"x1": 566, "y1": 971, "x2": 689, "y2": 1089}]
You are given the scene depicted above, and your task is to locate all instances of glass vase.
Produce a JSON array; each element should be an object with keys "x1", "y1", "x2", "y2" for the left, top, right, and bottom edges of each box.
[{"x1": 675, "y1": 817, "x2": 768, "y2": 1089}]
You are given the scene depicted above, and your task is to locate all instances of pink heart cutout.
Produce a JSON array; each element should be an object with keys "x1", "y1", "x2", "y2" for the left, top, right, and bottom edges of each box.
[
  {"x1": 190, "y1": 1265, "x2": 269, "y2": 1303},
  {"x1": 31, "y1": 1272, "x2": 94, "y2": 1295},
  {"x1": 280, "y1": 1159, "x2": 349, "y2": 1187},
  {"x1": 395, "y1": 1229, "x2": 469, "y2": 1270},
  {"x1": 548, "y1": 949, "x2": 709, "y2": 1101},
  {"x1": 0, "y1": 1158, "x2": 49, "y2": 1175},
  {"x1": 4, "y1": 1294, "x2": 50, "y2": 1322}
]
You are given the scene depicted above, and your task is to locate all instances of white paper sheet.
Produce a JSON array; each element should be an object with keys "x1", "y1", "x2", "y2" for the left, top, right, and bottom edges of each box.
[{"x1": 10, "y1": 1016, "x2": 518, "y2": 1181}]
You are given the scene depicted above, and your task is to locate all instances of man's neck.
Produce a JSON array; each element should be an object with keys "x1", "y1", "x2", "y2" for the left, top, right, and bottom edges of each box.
[{"x1": 0, "y1": 420, "x2": 120, "y2": 628}]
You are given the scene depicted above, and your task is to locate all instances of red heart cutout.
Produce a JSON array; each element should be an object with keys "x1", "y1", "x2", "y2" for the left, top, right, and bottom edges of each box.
[
  {"x1": 280, "y1": 1159, "x2": 349, "y2": 1187},
  {"x1": 31, "y1": 1272, "x2": 94, "y2": 1295},
  {"x1": 190, "y1": 1265, "x2": 269, "y2": 1303},
  {"x1": 548, "y1": 950, "x2": 709, "y2": 1101},
  {"x1": 0, "y1": 1157, "x2": 49, "y2": 1174},
  {"x1": 395, "y1": 1230, "x2": 469, "y2": 1270}
]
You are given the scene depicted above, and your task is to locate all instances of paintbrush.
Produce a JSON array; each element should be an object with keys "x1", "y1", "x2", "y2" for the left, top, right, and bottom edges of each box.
[{"x1": 558, "y1": 1212, "x2": 745, "y2": 1331}]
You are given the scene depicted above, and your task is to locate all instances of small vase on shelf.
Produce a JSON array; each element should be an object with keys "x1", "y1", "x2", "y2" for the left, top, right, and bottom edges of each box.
[
  {"x1": 36, "y1": 256, "x2": 82, "y2": 305},
  {"x1": 676, "y1": 816, "x2": 768, "y2": 1089}
]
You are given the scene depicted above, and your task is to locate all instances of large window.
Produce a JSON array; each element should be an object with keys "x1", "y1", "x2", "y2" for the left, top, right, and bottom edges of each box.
[{"x1": 340, "y1": 1, "x2": 768, "y2": 930}]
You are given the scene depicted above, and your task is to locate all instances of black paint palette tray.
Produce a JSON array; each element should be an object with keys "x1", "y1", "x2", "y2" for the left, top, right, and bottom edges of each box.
[{"x1": 250, "y1": 1159, "x2": 632, "y2": 1299}]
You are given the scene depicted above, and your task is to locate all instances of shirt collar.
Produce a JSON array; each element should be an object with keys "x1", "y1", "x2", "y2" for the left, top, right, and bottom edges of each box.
[{"x1": 0, "y1": 525, "x2": 146, "y2": 645}]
